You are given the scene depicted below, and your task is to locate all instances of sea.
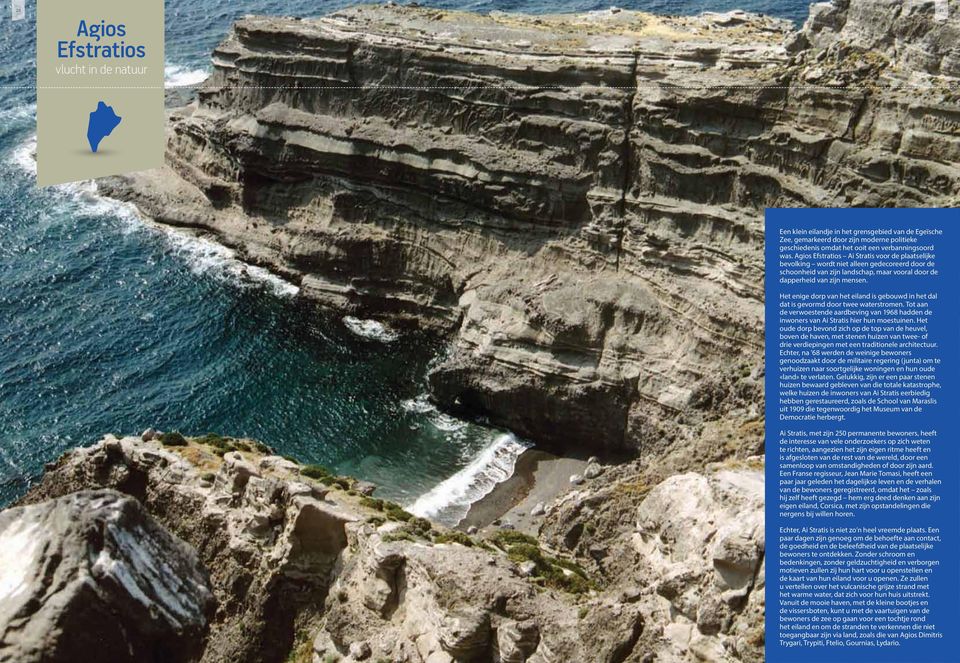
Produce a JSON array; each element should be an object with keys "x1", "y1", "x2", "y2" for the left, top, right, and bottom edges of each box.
[{"x1": 0, "y1": 0, "x2": 810, "y2": 524}]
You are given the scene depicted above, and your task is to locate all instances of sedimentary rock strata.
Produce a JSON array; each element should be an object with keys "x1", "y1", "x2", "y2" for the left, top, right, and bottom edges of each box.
[
  {"x1": 12, "y1": 4, "x2": 951, "y2": 662},
  {"x1": 102, "y1": 0, "x2": 960, "y2": 456}
]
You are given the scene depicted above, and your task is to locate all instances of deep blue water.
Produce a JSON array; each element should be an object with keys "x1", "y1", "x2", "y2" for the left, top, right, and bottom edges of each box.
[{"x1": 0, "y1": 0, "x2": 810, "y2": 517}]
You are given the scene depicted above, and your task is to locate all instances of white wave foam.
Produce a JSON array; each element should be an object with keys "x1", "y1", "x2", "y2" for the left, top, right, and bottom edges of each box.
[
  {"x1": 343, "y1": 316, "x2": 399, "y2": 343},
  {"x1": 429, "y1": 413, "x2": 466, "y2": 433},
  {"x1": 8, "y1": 135, "x2": 299, "y2": 299},
  {"x1": 408, "y1": 433, "x2": 531, "y2": 526},
  {"x1": 11, "y1": 134, "x2": 36, "y2": 174},
  {"x1": 401, "y1": 393, "x2": 467, "y2": 433},
  {"x1": 157, "y1": 229, "x2": 299, "y2": 297},
  {"x1": 0, "y1": 103, "x2": 35, "y2": 125},
  {"x1": 401, "y1": 393, "x2": 435, "y2": 415},
  {"x1": 164, "y1": 63, "x2": 209, "y2": 88}
]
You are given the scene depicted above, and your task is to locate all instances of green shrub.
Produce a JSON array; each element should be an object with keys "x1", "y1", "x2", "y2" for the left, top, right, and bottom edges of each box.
[
  {"x1": 501, "y1": 538, "x2": 595, "y2": 594},
  {"x1": 159, "y1": 431, "x2": 188, "y2": 447},
  {"x1": 301, "y1": 464, "x2": 332, "y2": 480},
  {"x1": 383, "y1": 502, "x2": 414, "y2": 522},
  {"x1": 553, "y1": 572, "x2": 593, "y2": 594},
  {"x1": 506, "y1": 543, "x2": 547, "y2": 569},
  {"x1": 433, "y1": 531, "x2": 474, "y2": 547},
  {"x1": 360, "y1": 496, "x2": 385, "y2": 511},
  {"x1": 552, "y1": 556, "x2": 589, "y2": 578},
  {"x1": 194, "y1": 433, "x2": 230, "y2": 448},
  {"x1": 410, "y1": 517, "x2": 432, "y2": 535},
  {"x1": 491, "y1": 530, "x2": 538, "y2": 549},
  {"x1": 382, "y1": 530, "x2": 416, "y2": 543},
  {"x1": 193, "y1": 434, "x2": 269, "y2": 456}
]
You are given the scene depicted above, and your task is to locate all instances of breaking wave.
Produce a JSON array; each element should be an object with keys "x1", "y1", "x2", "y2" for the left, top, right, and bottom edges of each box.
[
  {"x1": 164, "y1": 63, "x2": 209, "y2": 87},
  {"x1": 343, "y1": 316, "x2": 399, "y2": 343},
  {"x1": 8, "y1": 135, "x2": 299, "y2": 299},
  {"x1": 408, "y1": 433, "x2": 530, "y2": 526},
  {"x1": 401, "y1": 393, "x2": 467, "y2": 436},
  {"x1": 151, "y1": 229, "x2": 300, "y2": 298}
]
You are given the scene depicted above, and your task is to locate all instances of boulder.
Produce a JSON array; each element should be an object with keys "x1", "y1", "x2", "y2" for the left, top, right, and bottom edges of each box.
[
  {"x1": 518, "y1": 560, "x2": 538, "y2": 577},
  {"x1": 583, "y1": 463, "x2": 603, "y2": 480},
  {"x1": 0, "y1": 490, "x2": 215, "y2": 663},
  {"x1": 258, "y1": 455, "x2": 300, "y2": 474},
  {"x1": 349, "y1": 640, "x2": 372, "y2": 660},
  {"x1": 438, "y1": 608, "x2": 491, "y2": 660},
  {"x1": 219, "y1": 450, "x2": 261, "y2": 495},
  {"x1": 354, "y1": 480, "x2": 378, "y2": 496},
  {"x1": 496, "y1": 619, "x2": 540, "y2": 663}
]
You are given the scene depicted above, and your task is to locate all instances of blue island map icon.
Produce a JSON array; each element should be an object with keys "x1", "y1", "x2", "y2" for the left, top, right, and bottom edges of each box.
[{"x1": 86, "y1": 101, "x2": 122, "y2": 153}]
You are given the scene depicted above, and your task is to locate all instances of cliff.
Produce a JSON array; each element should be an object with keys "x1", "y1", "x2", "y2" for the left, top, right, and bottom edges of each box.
[
  {"x1": 9, "y1": 434, "x2": 764, "y2": 663},
  {"x1": 6, "y1": 4, "x2": 955, "y2": 662},
  {"x1": 103, "y1": 1, "x2": 960, "y2": 457}
]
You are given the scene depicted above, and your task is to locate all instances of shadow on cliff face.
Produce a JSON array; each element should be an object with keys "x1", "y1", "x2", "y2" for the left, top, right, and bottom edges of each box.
[{"x1": 426, "y1": 373, "x2": 635, "y2": 462}]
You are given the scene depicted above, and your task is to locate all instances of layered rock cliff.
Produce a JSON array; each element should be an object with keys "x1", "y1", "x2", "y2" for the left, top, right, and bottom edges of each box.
[
  {"x1": 8, "y1": 4, "x2": 951, "y2": 662},
  {"x1": 103, "y1": 0, "x2": 960, "y2": 457}
]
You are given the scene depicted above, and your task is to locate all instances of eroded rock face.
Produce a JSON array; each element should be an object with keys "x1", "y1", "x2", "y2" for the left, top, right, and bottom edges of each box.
[
  {"x1": 0, "y1": 489, "x2": 215, "y2": 663},
  {"x1": 9, "y1": 435, "x2": 774, "y2": 663},
  {"x1": 81, "y1": 10, "x2": 709, "y2": 455},
  {"x1": 633, "y1": 468, "x2": 765, "y2": 663},
  {"x1": 101, "y1": 0, "x2": 960, "y2": 459},
  {"x1": 16, "y1": 437, "x2": 654, "y2": 663},
  {"x1": 101, "y1": 1, "x2": 960, "y2": 456},
  {"x1": 799, "y1": 0, "x2": 960, "y2": 76},
  {"x1": 316, "y1": 527, "x2": 644, "y2": 663},
  {"x1": 18, "y1": 437, "x2": 355, "y2": 663},
  {"x1": 533, "y1": 454, "x2": 766, "y2": 663}
]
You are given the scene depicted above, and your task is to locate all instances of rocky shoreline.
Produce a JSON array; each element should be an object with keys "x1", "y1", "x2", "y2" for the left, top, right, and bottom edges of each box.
[
  {"x1": 100, "y1": 0, "x2": 960, "y2": 458},
  {"x1": 5, "y1": 1, "x2": 960, "y2": 661},
  {"x1": 4, "y1": 432, "x2": 764, "y2": 663}
]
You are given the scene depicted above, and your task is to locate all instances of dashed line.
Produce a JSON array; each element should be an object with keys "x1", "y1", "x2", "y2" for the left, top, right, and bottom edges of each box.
[{"x1": 19, "y1": 83, "x2": 952, "y2": 90}]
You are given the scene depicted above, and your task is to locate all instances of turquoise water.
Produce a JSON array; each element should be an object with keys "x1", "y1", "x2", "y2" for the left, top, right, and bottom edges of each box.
[{"x1": 0, "y1": 0, "x2": 808, "y2": 517}]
